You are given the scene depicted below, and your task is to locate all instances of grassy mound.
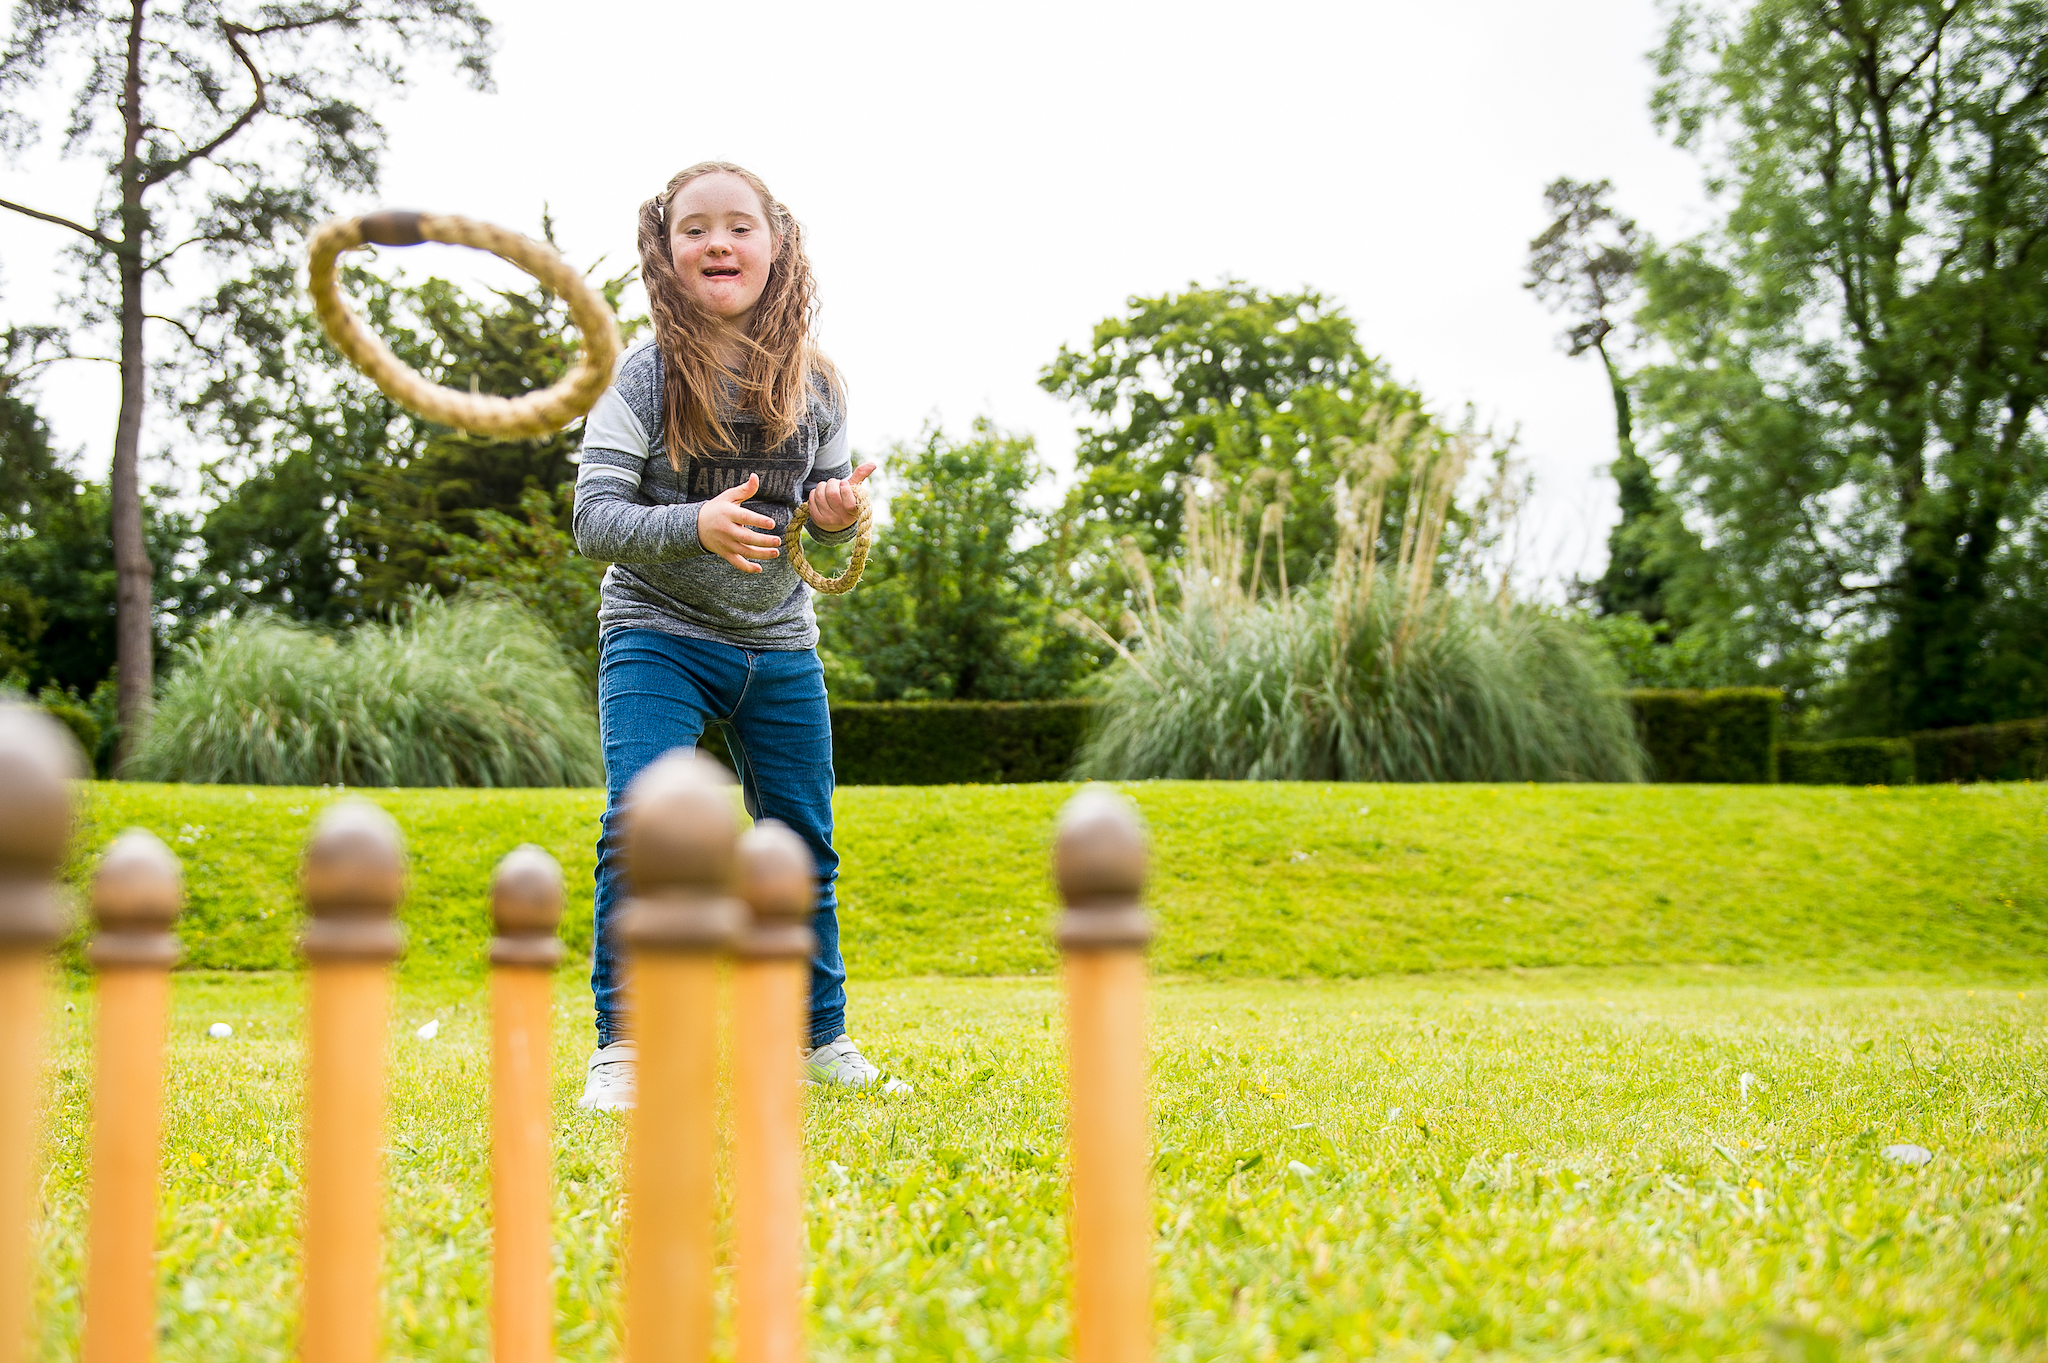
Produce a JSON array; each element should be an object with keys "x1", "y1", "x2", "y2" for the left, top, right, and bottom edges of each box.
[{"x1": 65, "y1": 780, "x2": 2048, "y2": 979}]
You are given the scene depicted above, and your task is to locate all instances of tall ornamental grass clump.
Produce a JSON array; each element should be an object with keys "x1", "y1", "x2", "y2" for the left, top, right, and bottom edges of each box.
[
  {"x1": 1076, "y1": 419, "x2": 1645, "y2": 783},
  {"x1": 129, "y1": 591, "x2": 603, "y2": 787}
]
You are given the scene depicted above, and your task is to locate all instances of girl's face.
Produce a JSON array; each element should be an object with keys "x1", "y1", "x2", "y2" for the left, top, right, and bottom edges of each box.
[{"x1": 668, "y1": 172, "x2": 776, "y2": 330}]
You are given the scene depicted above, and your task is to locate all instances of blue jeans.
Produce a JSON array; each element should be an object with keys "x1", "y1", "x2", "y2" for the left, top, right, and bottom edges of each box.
[{"x1": 591, "y1": 628, "x2": 847, "y2": 1049}]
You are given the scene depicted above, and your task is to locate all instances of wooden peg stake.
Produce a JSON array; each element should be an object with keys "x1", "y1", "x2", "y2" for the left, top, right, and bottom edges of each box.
[
  {"x1": 0, "y1": 708, "x2": 81, "y2": 1363},
  {"x1": 733, "y1": 822, "x2": 817, "y2": 1363},
  {"x1": 81, "y1": 831, "x2": 183, "y2": 1363},
  {"x1": 620, "y1": 753, "x2": 743, "y2": 1363},
  {"x1": 1054, "y1": 788, "x2": 1153, "y2": 1363},
  {"x1": 489, "y1": 845, "x2": 565, "y2": 1363},
  {"x1": 299, "y1": 800, "x2": 405, "y2": 1363}
]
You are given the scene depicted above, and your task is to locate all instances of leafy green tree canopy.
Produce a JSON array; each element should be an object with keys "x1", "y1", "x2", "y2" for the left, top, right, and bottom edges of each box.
[
  {"x1": 0, "y1": 0, "x2": 492, "y2": 747},
  {"x1": 1640, "y1": 0, "x2": 2048, "y2": 730},
  {"x1": 818, "y1": 421, "x2": 1107, "y2": 701},
  {"x1": 1039, "y1": 282, "x2": 1436, "y2": 603}
]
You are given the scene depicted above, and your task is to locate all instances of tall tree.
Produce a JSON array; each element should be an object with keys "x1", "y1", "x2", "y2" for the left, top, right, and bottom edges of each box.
[
  {"x1": 1039, "y1": 282, "x2": 1436, "y2": 613},
  {"x1": 817, "y1": 422, "x2": 1107, "y2": 701},
  {"x1": 1641, "y1": 0, "x2": 2048, "y2": 731},
  {"x1": 0, "y1": 0, "x2": 491, "y2": 754},
  {"x1": 1525, "y1": 176, "x2": 1672, "y2": 621},
  {"x1": 194, "y1": 251, "x2": 635, "y2": 626}
]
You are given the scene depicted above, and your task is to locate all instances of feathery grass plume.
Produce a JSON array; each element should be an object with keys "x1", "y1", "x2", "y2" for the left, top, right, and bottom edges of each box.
[
  {"x1": 1075, "y1": 415, "x2": 1645, "y2": 782},
  {"x1": 129, "y1": 590, "x2": 602, "y2": 787}
]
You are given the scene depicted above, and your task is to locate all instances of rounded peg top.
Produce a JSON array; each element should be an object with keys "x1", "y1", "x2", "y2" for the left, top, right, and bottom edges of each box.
[
  {"x1": 300, "y1": 799, "x2": 406, "y2": 964},
  {"x1": 490, "y1": 844, "x2": 565, "y2": 968},
  {"x1": 736, "y1": 820, "x2": 817, "y2": 960},
  {"x1": 620, "y1": 750, "x2": 743, "y2": 952},
  {"x1": 0, "y1": 703, "x2": 83, "y2": 949},
  {"x1": 89, "y1": 829, "x2": 184, "y2": 968},
  {"x1": 624, "y1": 750, "x2": 739, "y2": 892},
  {"x1": 1054, "y1": 786, "x2": 1152, "y2": 951},
  {"x1": 1055, "y1": 787, "x2": 1148, "y2": 907}
]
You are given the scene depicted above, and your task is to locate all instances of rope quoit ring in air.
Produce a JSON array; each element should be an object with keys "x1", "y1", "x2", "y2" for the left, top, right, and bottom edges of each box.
[
  {"x1": 782, "y1": 485, "x2": 873, "y2": 595},
  {"x1": 306, "y1": 211, "x2": 623, "y2": 439}
]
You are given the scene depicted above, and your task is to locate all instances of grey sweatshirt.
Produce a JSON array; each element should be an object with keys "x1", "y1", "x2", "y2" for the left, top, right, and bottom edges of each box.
[{"x1": 572, "y1": 339, "x2": 859, "y2": 651}]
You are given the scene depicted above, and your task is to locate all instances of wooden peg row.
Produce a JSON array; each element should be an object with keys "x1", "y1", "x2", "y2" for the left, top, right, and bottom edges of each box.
[
  {"x1": 488, "y1": 844, "x2": 563, "y2": 1363},
  {"x1": 0, "y1": 704, "x2": 83, "y2": 952},
  {"x1": 621, "y1": 751, "x2": 744, "y2": 1363},
  {"x1": 301, "y1": 799, "x2": 406, "y2": 964},
  {"x1": 620, "y1": 750, "x2": 746, "y2": 951},
  {"x1": 88, "y1": 830, "x2": 183, "y2": 968},
  {"x1": 733, "y1": 820, "x2": 816, "y2": 1363},
  {"x1": 736, "y1": 819, "x2": 817, "y2": 961},
  {"x1": 1054, "y1": 786, "x2": 1153, "y2": 1363},
  {"x1": 299, "y1": 799, "x2": 406, "y2": 1363},
  {"x1": 1054, "y1": 786, "x2": 1153, "y2": 951},
  {"x1": 491, "y1": 843, "x2": 566, "y2": 968},
  {"x1": 0, "y1": 705, "x2": 81, "y2": 1363},
  {"x1": 82, "y1": 830, "x2": 183, "y2": 1363}
]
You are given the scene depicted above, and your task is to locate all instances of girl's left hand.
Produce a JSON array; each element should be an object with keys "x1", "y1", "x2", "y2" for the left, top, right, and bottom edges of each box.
[{"x1": 807, "y1": 462, "x2": 877, "y2": 533}]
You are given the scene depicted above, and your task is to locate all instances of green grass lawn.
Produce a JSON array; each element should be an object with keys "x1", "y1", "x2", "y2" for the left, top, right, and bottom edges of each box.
[
  {"x1": 26, "y1": 969, "x2": 2048, "y2": 1361},
  {"x1": 66, "y1": 780, "x2": 2048, "y2": 979},
  {"x1": 30, "y1": 779, "x2": 2048, "y2": 1358}
]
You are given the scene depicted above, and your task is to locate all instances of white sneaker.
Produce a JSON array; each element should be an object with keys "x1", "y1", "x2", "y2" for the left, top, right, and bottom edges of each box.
[
  {"x1": 802, "y1": 1035, "x2": 912, "y2": 1094},
  {"x1": 577, "y1": 1041, "x2": 637, "y2": 1110}
]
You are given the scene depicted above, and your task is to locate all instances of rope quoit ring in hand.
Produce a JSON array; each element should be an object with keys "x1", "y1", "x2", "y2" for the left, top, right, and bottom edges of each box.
[
  {"x1": 782, "y1": 485, "x2": 873, "y2": 595},
  {"x1": 306, "y1": 211, "x2": 623, "y2": 439}
]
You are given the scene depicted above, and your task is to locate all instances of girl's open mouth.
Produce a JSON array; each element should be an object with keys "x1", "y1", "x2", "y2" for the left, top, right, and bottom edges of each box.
[{"x1": 702, "y1": 267, "x2": 741, "y2": 278}]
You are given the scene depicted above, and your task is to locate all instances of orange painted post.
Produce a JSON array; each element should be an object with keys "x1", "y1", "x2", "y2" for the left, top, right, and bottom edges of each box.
[
  {"x1": 620, "y1": 753, "x2": 743, "y2": 1363},
  {"x1": 299, "y1": 801, "x2": 406, "y2": 1363},
  {"x1": 0, "y1": 708, "x2": 81, "y2": 1363},
  {"x1": 489, "y1": 845, "x2": 565, "y2": 1363},
  {"x1": 733, "y1": 822, "x2": 816, "y2": 1363},
  {"x1": 81, "y1": 831, "x2": 184, "y2": 1363},
  {"x1": 1054, "y1": 788, "x2": 1153, "y2": 1363}
]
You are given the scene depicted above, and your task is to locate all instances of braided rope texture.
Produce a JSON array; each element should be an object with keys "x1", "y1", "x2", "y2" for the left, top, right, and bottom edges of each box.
[
  {"x1": 306, "y1": 211, "x2": 623, "y2": 440},
  {"x1": 781, "y1": 487, "x2": 873, "y2": 594}
]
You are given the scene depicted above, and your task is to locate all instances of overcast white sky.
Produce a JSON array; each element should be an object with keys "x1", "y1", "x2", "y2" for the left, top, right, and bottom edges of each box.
[{"x1": 1, "y1": 0, "x2": 1712, "y2": 587}]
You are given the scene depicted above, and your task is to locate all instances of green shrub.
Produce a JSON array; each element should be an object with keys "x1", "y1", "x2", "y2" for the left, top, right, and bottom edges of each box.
[
  {"x1": 1777, "y1": 737, "x2": 1914, "y2": 786},
  {"x1": 39, "y1": 700, "x2": 98, "y2": 758},
  {"x1": 128, "y1": 591, "x2": 601, "y2": 787},
  {"x1": 1628, "y1": 688, "x2": 1780, "y2": 783},
  {"x1": 1909, "y1": 716, "x2": 2048, "y2": 784},
  {"x1": 1077, "y1": 432, "x2": 1644, "y2": 783},
  {"x1": 1080, "y1": 578, "x2": 1644, "y2": 782}
]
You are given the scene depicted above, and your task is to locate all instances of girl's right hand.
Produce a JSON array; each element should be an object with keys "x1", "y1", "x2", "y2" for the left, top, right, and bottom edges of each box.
[{"x1": 698, "y1": 474, "x2": 780, "y2": 573}]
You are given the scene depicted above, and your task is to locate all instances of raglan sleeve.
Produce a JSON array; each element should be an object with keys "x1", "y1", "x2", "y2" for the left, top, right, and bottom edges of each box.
[
  {"x1": 571, "y1": 382, "x2": 706, "y2": 563},
  {"x1": 798, "y1": 392, "x2": 862, "y2": 547}
]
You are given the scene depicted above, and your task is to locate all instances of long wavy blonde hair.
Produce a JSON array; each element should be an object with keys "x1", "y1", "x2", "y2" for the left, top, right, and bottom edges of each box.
[{"x1": 636, "y1": 161, "x2": 843, "y2": 470}]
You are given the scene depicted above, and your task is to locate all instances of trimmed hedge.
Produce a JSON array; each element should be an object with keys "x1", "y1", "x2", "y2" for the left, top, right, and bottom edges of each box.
[
  {"x1": 701, "y1": 700, "x2": 1096, "y2": 786},
  {"x1": 1778, "y1": 738, "x2": 1914, "y2": 786},
  {"x1": 829, "y1": 701, "x2": 1093, "y2": 785},
  {"x1": 1627, "y1": 688, "x2": 1781, "y2": 784},
  {"x1": 1910, "y1": 717, "x2": 2048, "y2": 785}
]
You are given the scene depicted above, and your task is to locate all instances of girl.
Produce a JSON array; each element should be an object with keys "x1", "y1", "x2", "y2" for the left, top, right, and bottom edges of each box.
[{"x1": 572, "y1": 161, "x2": 890, "y2": 1109}]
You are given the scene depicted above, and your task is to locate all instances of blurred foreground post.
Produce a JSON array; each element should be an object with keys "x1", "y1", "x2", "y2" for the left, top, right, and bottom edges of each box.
[
  {"x1": 490, "y1": 846, "x2": 565, "y2": 1363},
  {"x1": 0, "y1": 709, "x2": 79, "y2": 1363},
  {"x1": 300, "y1": 801, "x2": 406, "y2": 1363},
  {"x1": 82, "y1": 832, "x2": 183, "y2": 1363},
  {"x1": 733, "y1": 822, "x2": 817, "y2": 1363},
  {"x1": 1055, "y1": 788, "x2": 1153, "y2": 1363},
  {"x1": 621, "y1": 754, "x2": 743, "y2": 1363}
]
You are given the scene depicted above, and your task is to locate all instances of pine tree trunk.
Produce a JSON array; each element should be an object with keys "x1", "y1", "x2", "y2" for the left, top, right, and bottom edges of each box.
[
  {"x1": 110, "y1": 264, "x2": 151, "y2": 761},
  {"x1": 110, "y1": 0, "x2": 152, "y2": 764}
]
